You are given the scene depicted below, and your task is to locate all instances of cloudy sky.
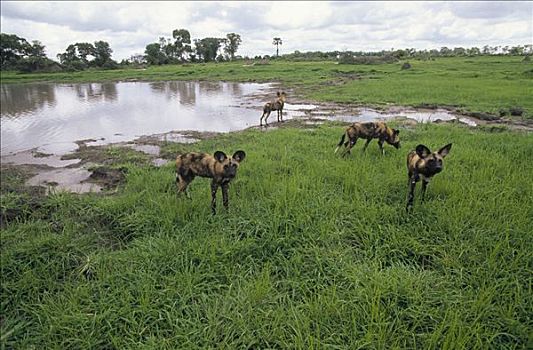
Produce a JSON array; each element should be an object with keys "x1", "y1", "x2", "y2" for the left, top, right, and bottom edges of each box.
[{"x1": 1, "y1": 1, "x2": 531, "y2": 60}]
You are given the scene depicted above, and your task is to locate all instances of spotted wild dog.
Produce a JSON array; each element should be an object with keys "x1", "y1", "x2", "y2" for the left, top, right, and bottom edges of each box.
[
  {"x1": 176, "y1": 150, "x2": 246, "y2": 214},
  {"x1": 406, "y1": 143, "x2": 452, "y2": 211},
  {"x1": 260, "y1": 91, "x2": 286, "y2": 126},
  {"x1": 334, "y1": 121, "x2": 400, "y2": 156}
]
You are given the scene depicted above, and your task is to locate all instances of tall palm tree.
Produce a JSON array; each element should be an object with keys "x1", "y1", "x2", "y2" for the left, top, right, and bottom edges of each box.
[{"x1": 272, "y1": 37, "x2": 282, "y2": 57}]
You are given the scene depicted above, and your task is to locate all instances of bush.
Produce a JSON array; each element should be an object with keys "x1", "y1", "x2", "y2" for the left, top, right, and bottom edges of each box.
[
  {"x1": 401, "y1": 62, "x2": 412, "y2": 70},
  {"x1": 101, "y1": 60, "x2": 119, "y2": 70},
  {"x1": 509, "y1": 106, "x2": 524, "y2": 116}
]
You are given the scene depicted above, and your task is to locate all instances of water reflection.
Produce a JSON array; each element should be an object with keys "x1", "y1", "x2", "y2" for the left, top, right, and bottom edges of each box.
[
  {"x1": 149, "y1": 81, "x2": 197, "y2": 105},
  {"x1": 1, "y1": 81, "x2": 272, "y2": 155},
  {"x1": 0, "y1": 84, "x2": 56, "y2": 117},
  {"x1": 0, "y1": 80, "x2": 473, "y2": 156},
  {"x1": 73, "y1": 83, "x2": 118, "y2": 102}
]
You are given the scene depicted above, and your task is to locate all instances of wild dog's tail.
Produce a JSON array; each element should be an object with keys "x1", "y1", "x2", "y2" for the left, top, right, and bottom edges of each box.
[{"x1": 334, "y1": 132, "x2": 346, "y2": 154}]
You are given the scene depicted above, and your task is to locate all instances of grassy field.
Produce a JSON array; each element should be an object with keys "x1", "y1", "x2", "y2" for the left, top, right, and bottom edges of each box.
[
  {"x1": 1, "y1": 56, "x2": 532, "y2": 118},
  {"x1": 1, "y1": 122, "x2": 532, "y2": 348}
]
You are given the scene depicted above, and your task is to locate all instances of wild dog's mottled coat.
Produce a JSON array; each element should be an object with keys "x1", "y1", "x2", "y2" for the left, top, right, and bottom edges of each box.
[
  {"x1": 335, "y1": 121, "x2": 400, "y2": 156},
  {"x1": 260, "y1": 91, "x2": 286, "y2": 126},
  {"x1": 176, "y1": 150, "x2": 246, "y2": 214},
  {"x1": 406, "y1": 143, "x2": 452, "y2": 210}
]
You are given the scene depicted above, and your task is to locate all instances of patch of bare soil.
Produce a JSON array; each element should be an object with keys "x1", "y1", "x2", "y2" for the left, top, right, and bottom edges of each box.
[{"x1": 85, "y1": 166, "x2": 127, "y2": 191}]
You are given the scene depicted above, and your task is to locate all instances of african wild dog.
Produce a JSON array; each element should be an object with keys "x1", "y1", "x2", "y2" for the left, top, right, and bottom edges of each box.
[
  {"x1": 406, "y1": 143, "x2": 452, "y2": 211},
  {"x1": 334, "y1": 121, "x2": 400, "y2": 156},
  {"x1": 176, "y1": 150, "x2": 246, "y2": 214},
  {"x1": 260, "y1": 91, "x2": 286, "y2": 126}
]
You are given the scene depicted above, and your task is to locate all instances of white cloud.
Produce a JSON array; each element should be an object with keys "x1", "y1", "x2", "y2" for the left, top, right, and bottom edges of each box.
[{"x1": 1, "y1": 1, "x2": 531, "y2": 60}]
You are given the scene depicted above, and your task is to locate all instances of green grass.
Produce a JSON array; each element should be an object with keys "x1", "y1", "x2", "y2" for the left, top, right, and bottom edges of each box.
[
  {"x1": 1, "y1": 56, "x2": 532, "y2": 118},
  {"x1": 2, "y1": 123, "x2": 532, "y2": 348}
]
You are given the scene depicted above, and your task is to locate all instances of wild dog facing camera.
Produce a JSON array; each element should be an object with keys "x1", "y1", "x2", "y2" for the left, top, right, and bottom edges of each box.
[
  {"x1": 176, "y1": 150, "x2": 246, "y2": 214},
  {"x1": 406, "y1": 143, "x2": 452, "y2": 211}
]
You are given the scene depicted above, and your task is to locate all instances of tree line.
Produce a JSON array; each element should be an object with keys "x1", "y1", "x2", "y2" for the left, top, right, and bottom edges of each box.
[
  {"x1": 0, "y1": 29, "x2": 243, "y2": 72},
  {"x1": 285, "y1": 45, "x2": 533, "y2": 62},
  {"x1": 139, "y1": 30, "x2": 242, "y2": 65},
  {"x1": 1, "y1": 30, "x2": 531, "y2": 73}
]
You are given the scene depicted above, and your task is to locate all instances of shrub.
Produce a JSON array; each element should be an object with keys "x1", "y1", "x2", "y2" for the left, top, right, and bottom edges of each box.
[{"x1": 509, "y1": 106, "x2": 524, "y2": 116}]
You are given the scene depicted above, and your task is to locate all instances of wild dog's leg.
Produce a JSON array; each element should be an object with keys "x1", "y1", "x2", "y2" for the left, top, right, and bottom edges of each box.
[
  {"x1": 421, "y1": 178, "x2": 430, "y2": 201},
  {"x1": 406, "y1": 172, "x2": 419, "y2": 211},
  {"x1": 264, "y1": 110, "x2": 272, "y2": 126},
  {"x1": 341, "y1": 137, "x2": 357, "y2": 157},
  {"x1": 221, "y1": 183, "x2": 229, "y2": 210},
  {"x1": 378, "y1": 139, "x2": 385, "y2": 155},
  {"x1": 335, "y1": 133, "x2": 348, "y2": 154},
  {"x1": 260, "y1": 109, "x2": 270, "y2": 126},
  {"x1": 176, "y1": 167, "x2": 194, "y2": 198},
  {"x1": 210, "y1": 180, "x2": 219, "y2": 215},
  {"x1": 362, "y1": 138, "x2": 372, "y2": 152}
]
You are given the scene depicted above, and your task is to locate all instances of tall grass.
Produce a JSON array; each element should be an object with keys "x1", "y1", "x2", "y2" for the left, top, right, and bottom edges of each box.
[{"x1": 1, "y1": 123, "x2": 532, "y2": 348}]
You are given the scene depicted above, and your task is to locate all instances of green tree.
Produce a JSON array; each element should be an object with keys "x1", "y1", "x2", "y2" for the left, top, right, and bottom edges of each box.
[
  {"x1": 467, "y1": 47, "x2": 480, "y2": 56},
  {"x1": 93, "y1": 41, "x2": 115, "y2": 68},
  {"x1": 439, "y1": 47, "x2": 452, "y2": 56},
  {"x1": 273, "y1": 37, "x2": 282, "y2": 57},
  {"x1": 223, "y1": 33, "x2": 241, "y2": 60},
  {"x1": 509, "y1": 45, "x2": 524, "y2": 55},
  {"x1": 57, "y1": 44, "x2": 84, "y2": 68},
  {"x1": 144, "y1": 43, "x2": 167, "y2": 65},
  {"x1": 0, "y1": 33, "x2": 30, "y2": 68},
  {"x1": 453, "y1": 47, "x2": 466, "y2": 56},
  {"x1": 75, "y1": 42, "x2": 95, "y2": 65},
  {"x1": 172, "y1": 29, "x2": 192, "y2": 61},
  {"x1": 28, "y1": 40, "x2": 46, "y2": 58},
  {"x1": 194, "y1": 37, "x2": 223, "y2": 62}
]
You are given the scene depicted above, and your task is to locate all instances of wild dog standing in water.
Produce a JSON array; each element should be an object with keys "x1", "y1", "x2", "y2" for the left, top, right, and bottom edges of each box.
[
  {"x1": 176, "y1": 150, "x2": 246, "y2": 214},
  {"x1": 406, "y1": 143, "x2": 452, "y2": 211},
  {"x1": 334, "y1": 121, "x2": 400, "y2": 156},
  {"x1": 260, "y1": 91, "x2": 286, "y2": 126}
]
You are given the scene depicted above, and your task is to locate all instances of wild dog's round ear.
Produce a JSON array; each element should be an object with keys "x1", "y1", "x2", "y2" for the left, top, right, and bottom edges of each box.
[
  {"x1": 415, "y1": 144, "x2": 431, "y2": 158},
  {"x1": 438, "y1": 143, "x2": 452, "y2": 157},
  {"x1": 276, "y1": 91, "x2": 281, "y2": 97},
  {"x1": 394, "y1": 129, "x2": 400, "y2": 135},
  {"x1": 232, "y1": 150, "x2": 246, "y2": 163},
  {"x1": 214, "y1": 151, "x2": 227, "y2": 162}
]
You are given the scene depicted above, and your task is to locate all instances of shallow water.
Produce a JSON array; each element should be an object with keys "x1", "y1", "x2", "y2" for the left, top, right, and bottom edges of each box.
[
  {"x1": 0, "y1": 81, "x2": 279, "y2": 155},
  {"x1": 26, "y1": 167, "x2": 102, "y2": 194},
  {"x1": 1, "y1": 81, "x2": 474, "y2": 158},
  {"x1": 305, "y1": 106, "x2": 475, "y2": 125}
]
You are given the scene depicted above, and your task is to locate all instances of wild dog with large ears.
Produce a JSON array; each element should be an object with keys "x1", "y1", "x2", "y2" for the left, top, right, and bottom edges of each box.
[
  {"x1": 406, "y1": 143, "x2": 452, "y2": 211},
  {"x1": 335, "y1": 121, "x2": 400, "y2": 156},
  {"x1": 176, "y1": 150, "x2": 246, "y2": 214},
  {"x1": 260, "y1": 91, "x2": 287, "y2": 126}
]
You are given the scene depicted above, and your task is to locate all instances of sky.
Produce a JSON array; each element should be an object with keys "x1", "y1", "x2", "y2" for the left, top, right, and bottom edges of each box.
[{"x1": 1, "y1": 1, "x2": 532, "y2": 61}]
